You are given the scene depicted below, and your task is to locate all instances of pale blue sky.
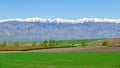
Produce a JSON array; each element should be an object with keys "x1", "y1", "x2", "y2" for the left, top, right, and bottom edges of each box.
[{"x1": 0, "y1": 0, "x2": 120, "y2": 19}]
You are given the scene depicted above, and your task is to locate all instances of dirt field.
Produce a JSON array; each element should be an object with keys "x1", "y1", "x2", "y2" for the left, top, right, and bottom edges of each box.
[
  {"x1": 0, "y1": 47, "x2": 120, "y2": 53},
  {"x1": 31, "y1": 47, "x2": 120, "y2": 52}
]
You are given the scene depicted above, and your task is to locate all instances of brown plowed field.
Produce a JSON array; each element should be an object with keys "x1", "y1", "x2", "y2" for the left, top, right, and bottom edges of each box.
[
  {"x1": 31, "y1": 47, "x2": 120, "y2": 52},
  {"x1": 30, "y1": 38, "x2": 120, "y2": 52},
  {"x1": 0, "y1": 47, "x2": 120, "y2": 53}
]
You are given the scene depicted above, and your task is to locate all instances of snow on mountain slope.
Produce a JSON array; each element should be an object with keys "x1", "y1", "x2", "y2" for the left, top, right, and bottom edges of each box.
[
  {"x1": 0, "y1": 18, "x2": 120, "y2": 41},
  {"x1": 1, "y1": 17, "x2": 120, "y2": 23}
]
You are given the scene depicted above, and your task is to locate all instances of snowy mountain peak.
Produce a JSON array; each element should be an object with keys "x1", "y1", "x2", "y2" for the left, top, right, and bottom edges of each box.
[{"x1": 0, "y1": 17, "x2": 120, "y2": 23}]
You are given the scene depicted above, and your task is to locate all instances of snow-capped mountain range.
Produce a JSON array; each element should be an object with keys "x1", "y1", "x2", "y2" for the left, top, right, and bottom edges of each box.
[
  {"x1": 1, "y1": 17, "x2": 120, "y2": 23},
  {"x1": 0, "y1": 17, "x2": 120, "y2": 41}
]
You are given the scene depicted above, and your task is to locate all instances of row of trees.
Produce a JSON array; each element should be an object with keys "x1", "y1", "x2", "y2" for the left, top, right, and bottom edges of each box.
[
  {"x1": 72, "y1": 41, "x2": 110, "y2": 47},
  {"x1": 42, "y1": 40, "x2": 57, "y2": 46},
  {"x1": 0, "y1": 40, "x2": 111, "y2": 47},
  {"x1": 0, "y1": 40, "x2": 58, "y2": 47}
]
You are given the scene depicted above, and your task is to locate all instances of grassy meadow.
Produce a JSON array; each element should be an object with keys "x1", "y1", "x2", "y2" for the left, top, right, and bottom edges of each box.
[{"x1": 0, "y1": 52, "x2": 120, "y2": 68}]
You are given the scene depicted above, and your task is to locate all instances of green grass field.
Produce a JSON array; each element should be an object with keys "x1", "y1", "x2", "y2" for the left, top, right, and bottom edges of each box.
[
  {"x1": 56, "y1": 39, "x2": 99, "y2": 46},
  {"x1": 0, "y1": 52, "x2": 120, "y2": 68}
]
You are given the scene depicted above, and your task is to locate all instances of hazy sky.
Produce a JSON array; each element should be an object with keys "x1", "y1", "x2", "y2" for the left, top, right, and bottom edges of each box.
[{"x1": 0, "y1": 0, "x2": 120, "y2": 19}]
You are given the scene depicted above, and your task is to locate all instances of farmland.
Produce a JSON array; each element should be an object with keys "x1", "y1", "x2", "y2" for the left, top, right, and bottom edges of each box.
[
  {"x1": 0, "y1": 38, "x2": 120, "y2": 51},
  {"x1": 0, "y1": 38, "x2": 120, "y2": 68},
  {"x1": 0, "y1": 38, "x2": 105, "y2": 51},
  {"x1": 0, "y1": 52, "x2": 120, "y2": 68}
]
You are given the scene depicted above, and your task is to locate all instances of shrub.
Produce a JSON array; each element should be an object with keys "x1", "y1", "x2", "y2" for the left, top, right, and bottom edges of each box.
[
  {"x1": 81, "y1": 42, "x2": 87, "y2": 47},
  {"x1": 0, "y1": 41, "x2": 7, "y2": 46},
  {"x1": 103, "y1": 41, "x2": 109, "y2": 46},
  {"x1": 49, "y1": 40, "x2": 57, "y2": 46},
  {"x1": 32, "y1": 42, "x2": 37, "y2": 46},
  {"x1": 43, "y1": 40, "x2": 49, "y2": 46}
]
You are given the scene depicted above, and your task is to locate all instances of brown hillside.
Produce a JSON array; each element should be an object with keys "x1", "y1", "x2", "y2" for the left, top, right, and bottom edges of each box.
[{"x1": 107, "y1": 38, "x2": 120, "y2": 47}]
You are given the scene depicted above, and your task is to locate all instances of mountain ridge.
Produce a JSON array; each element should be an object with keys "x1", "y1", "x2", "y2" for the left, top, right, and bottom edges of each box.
[
  {"x1": 1, "y1": 17, "x2": 120, "y2": 23},
  {"x1": 0, "y1": 17, "x2": 120, "y2": 41}
]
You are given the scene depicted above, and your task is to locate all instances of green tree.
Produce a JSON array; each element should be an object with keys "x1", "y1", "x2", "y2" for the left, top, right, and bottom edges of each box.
[
  {"x1": 49, "y1": 40, "x2": 57, "y2": 46},
  {"x1": 81, "y1": 42, "x2": 87, "y2": 48},
  {"x1": 43, "y1": 40, "x2": 49, "y2": 46},
  {"x1": 103, "y1": 41, "x2": 109, "y2": 46}
]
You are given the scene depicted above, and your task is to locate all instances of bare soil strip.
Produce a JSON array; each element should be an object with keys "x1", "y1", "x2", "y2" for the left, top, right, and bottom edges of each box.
[
  {"x1": 31, "y1": 47, "x2": 120, "y2": 52},
  {"x1": 0, "y1": 47, "x2": 120, "y2": 53}
]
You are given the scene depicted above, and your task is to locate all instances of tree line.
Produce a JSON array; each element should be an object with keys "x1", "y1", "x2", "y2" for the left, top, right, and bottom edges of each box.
[{"x1": 0, "y1": 40, "x2": 57, "y2": 47}]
